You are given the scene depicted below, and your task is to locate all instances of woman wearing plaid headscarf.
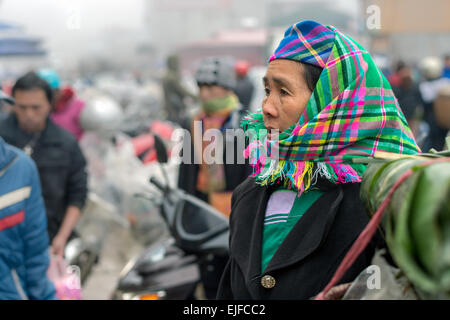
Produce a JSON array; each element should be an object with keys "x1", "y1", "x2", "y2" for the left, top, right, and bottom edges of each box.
[{"x1": 216, "y1": 20, "x2": 419, "y2": 299}]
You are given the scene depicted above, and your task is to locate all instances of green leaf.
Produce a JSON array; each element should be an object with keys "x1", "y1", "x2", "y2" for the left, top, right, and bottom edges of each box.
[{"x1": 361, "y1": 156, "x2": 450, "y2": 297}]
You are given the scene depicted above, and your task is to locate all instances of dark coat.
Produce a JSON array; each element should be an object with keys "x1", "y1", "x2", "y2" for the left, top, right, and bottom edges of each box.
[
  {"x1": 392, "y1": 83, "x2": 423, "y2": 121},
  {"x1": 177, "y1": 108, "x2": 252, "y2": 201},
  {"x1": 0, "y1": 114, "x2": 87, "y2": 241},
  {"x1": 234, "y1": 77, "x2": 255, "y2": 111},
  {"x1": 217, "y1": 176, "x2": 384, "y2": 300}
]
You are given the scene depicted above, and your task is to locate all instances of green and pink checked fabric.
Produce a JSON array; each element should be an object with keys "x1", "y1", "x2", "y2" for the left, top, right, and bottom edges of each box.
[{"x1": 243, "y1": 20, "x2": 420, "y2": 193}]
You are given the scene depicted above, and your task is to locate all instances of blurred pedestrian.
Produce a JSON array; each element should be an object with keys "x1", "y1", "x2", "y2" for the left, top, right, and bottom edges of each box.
[
  {"x1": 391, "y1": 61, "x2": 423, "y2": 137},
  {"x1": 443, "y1": 55, "x2": 450, "y2": 79},
  {"x1": 177, "y1": 56, "x2": 251, "y2": 300},
  {"x1": 419, "y1": 56, "x2": 450, "y2": 151},
  {"x1": 0, "y1": 85, "x2": 14, "y2": 120},
  {"x1": 37, "y1": 69, "x2": 86, "y2": 141},
  {"x1": 178, "y1": 56, "x2": 250, "y2": 216},
  {"x1": 387, "y1": 60, "x2": 406, "y2": 88},
  {"x1": 0, "y1": 90, "x2": 57, "y2": 300},
  {"x1": 162, "y1": 54, "x2": 197, "y2": 125},
  {"x1": 233, "y1": 60, "x2": 254, "y2": 114},
  {"x1": 0, "y1": 72, "x2": 88, "y2": 257}
]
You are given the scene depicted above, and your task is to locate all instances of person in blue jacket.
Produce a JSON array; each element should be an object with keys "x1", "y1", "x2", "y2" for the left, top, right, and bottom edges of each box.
[{"x1": 0, "y1": 90, "x2": 56, "y2": 300}]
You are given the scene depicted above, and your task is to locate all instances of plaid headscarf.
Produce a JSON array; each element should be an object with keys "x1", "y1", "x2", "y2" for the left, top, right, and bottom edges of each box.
[{"x1": 243, "y1": 20, "x2": 420, "y2": 194}]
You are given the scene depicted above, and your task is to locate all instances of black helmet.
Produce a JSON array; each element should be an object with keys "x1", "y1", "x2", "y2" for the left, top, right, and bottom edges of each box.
[{"x1": 195, "y1": 56, "x2": 236, "y2": 90}]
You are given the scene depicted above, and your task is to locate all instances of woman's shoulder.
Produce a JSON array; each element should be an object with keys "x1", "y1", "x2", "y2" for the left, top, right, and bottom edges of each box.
[
  {"x1": 229, "y1": 176, "x2": 267, "y2": 222},
  {"x1": 340, "y1": 182, "x2": 364, "y2": 204},
  {"x1": 231, "y1": 176, "x2": 262, "y2": 204},
  {"x1": 336, "y1": 182, "x2": 372, "y2": 228}
]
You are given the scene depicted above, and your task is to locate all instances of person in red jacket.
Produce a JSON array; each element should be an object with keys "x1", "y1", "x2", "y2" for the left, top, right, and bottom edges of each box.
[{"x1": 38, "y1": 69, "x2": 86, "y2": 141}]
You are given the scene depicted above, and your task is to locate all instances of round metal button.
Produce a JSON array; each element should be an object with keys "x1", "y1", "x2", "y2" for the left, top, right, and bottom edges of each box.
[{"x1": 261, "y1": 275, "x2": 276, "y2": 289}]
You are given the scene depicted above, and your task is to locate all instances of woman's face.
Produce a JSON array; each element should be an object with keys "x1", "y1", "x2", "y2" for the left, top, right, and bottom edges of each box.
[{"x1": 262, "y1": 59, "x2": 313, "y2": 139}]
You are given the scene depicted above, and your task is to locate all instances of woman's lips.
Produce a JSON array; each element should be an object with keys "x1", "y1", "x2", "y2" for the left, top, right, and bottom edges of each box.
[{"x1": 265, "y1": 126, "x2": 279, "y2": 140}]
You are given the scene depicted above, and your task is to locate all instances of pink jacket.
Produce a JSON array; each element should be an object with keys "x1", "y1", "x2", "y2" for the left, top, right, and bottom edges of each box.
[{"x1": 51, "y1": 97, "x2": 85, "y2": 141}]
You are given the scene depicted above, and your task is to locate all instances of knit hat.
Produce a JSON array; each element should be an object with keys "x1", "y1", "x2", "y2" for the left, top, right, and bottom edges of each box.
[{"x1": 269, "y1": 20, "x2": 334, "y2": 68}]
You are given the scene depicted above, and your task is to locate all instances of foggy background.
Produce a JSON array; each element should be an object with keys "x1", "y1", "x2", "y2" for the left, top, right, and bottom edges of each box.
[
  {"x1": 0, "y1": 0, "x2": 360, "y2": 77},
  {"x1": 0, "y1": 0, "x2": 449, "y2": 82}
]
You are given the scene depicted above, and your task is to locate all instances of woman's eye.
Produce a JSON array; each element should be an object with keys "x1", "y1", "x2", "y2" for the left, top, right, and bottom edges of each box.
[
  {"x1": 280, "y1": 89, "x2": 289, "y2": 96},
  {"x1": 264, "y1": 88, "x2": 270, "y2": 96}
]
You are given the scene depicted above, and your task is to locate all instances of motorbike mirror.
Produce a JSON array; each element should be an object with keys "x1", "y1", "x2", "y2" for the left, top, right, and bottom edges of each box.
[{"x1": 154, "y1": 134, "x2": 168, "y2": 163}]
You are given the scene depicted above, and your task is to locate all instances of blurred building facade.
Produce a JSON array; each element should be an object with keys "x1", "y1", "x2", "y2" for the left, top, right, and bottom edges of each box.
[
  {"x1": 145, "y1": 0, "x2": 267, "y2": 60},
  {"x1": 0, "y1": 20, "x2": 48, "y2": 81},
  {"x1": 145, "y1": 0, "x2": 360, "y2": 73},
  {"x1": 361, "y1": 0, "x2": 450, "y2": 65}
]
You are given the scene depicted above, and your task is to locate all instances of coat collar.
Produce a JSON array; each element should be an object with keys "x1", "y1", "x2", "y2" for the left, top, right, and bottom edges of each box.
[
  {"x1": 5, "y1": 113, "x2": 63, "y2": 145},
  {"x1": 231, "y1": 178, "x2": 344, "y2": 281},
  {"x1": 263, "y1": 186, "x2": 344, "y2": 274}
]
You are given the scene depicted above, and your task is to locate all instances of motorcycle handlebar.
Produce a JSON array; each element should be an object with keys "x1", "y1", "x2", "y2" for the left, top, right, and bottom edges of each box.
[{"x1": 149, "y1": 177, "x2": 166, "y2": 192}]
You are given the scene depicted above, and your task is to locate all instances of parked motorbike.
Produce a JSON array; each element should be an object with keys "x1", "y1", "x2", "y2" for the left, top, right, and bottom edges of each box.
[
  {"x1": 64, "y1": 235, "x2": 100, "y2": 286},
  {"x1": 65, "y1": 192, "x2": 129, "y2": 286},
  {"x1": 111, "y1": 135, "x2": 229, "y2": 300}
]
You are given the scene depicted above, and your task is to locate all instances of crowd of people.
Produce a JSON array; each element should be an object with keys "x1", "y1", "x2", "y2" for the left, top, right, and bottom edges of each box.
[
  {"x1": 0, "y1": 18, "x2": 449, "y2": 300},
  {"x1": 388, "y1": 56, "x2": 450, "y2": 151}
]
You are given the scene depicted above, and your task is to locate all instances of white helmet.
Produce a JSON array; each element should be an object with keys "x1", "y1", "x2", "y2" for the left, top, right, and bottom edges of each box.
[
  {"x1": 80, "y1": 95, "x2": 124, "y2": 138},
  {"x1": 419, "y1": 56, "x2": 443, "y2": 81}
]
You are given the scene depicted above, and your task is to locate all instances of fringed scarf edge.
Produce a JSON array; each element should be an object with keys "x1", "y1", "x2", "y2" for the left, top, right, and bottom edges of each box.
[
  {"x1": 246, "y1": 157, "x2": 365, "y2": 195},
  {"x1": 241, "y1": 112, "x2": 366, "y2": 195}
]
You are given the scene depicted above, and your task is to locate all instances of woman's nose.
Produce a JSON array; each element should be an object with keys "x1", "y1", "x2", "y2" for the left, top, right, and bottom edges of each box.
[{"x1": 262, "y1": 94, "x2": 279, "y2": 119}]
